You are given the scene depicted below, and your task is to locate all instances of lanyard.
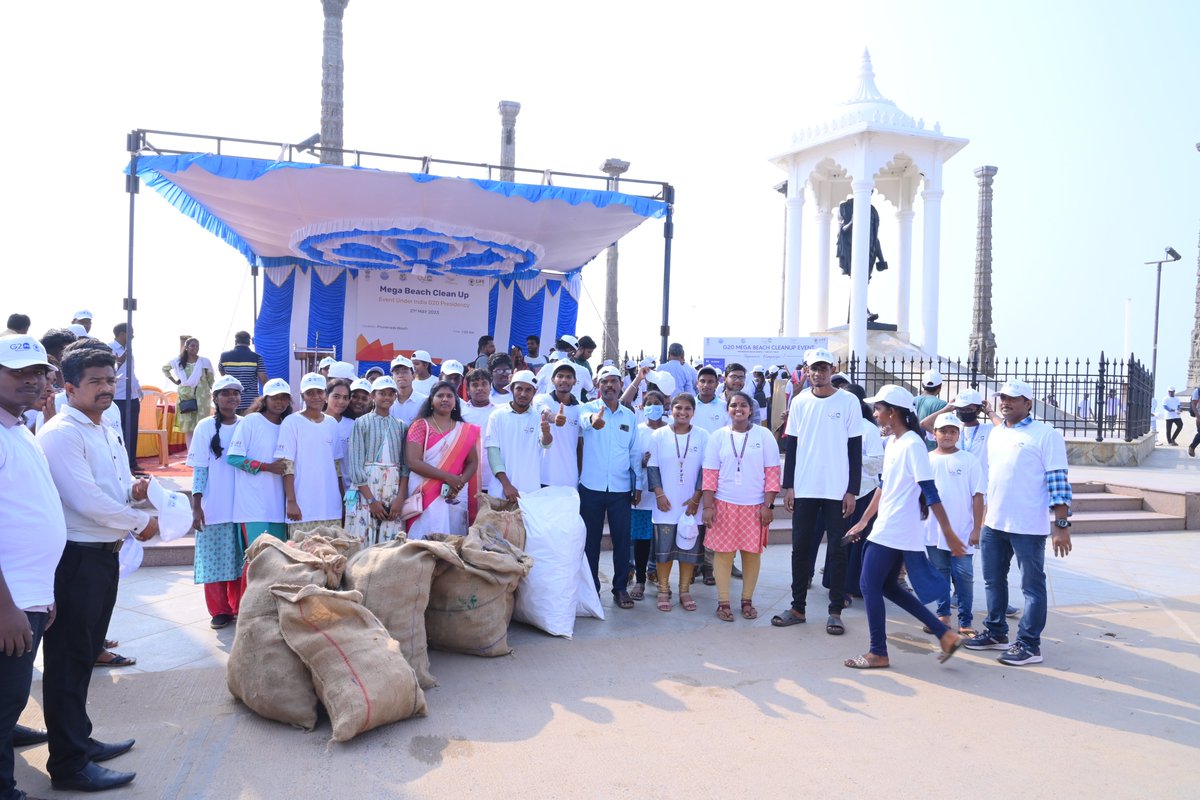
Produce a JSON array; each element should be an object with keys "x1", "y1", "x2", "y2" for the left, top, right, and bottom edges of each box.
[
  {"x1": 730, "y1": 429, "x2": 750, "y2": 474},
  {"x1": 674, "y1": 430, "x2": 691, "y2": 484}
]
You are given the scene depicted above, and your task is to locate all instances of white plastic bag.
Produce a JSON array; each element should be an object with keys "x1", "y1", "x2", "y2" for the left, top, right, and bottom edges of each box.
[
  {"x1": 676, "y1": 514, "x2": 700, "y2": 550},
  {"x1": 514, "y1": 486, "x2": 589, "y2": 637},
  {"x1": 148, "y1": 478, "x2": 193, "y2": 542},
  {"x1": 574, "y1": 554, "x2": 605, "y2": 620},
  {"x1": 118, "y1": 533, "x2": 144, "y2": 577}
]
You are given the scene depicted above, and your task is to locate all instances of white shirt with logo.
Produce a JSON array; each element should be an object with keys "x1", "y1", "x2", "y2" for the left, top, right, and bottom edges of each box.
[
  {"x1": 647, "y1": 424, "x2": 709, "y2": 524},
  {"x1": 985, "y1": 418, "x2": 1068, "y2": 536},
  {"x1": 275, "y1": 413, "x2": 342, "y2": 523},
  {"x1": 533, "y1": 392, "x2": 581, "y2": 487},
  {"x1": 484, "y1": 404, "x2": 543, "y2": 497},
  {"x1": 187, "y1": 416, "x2": 240, "y2": 525},
  {"x1": 924, "y1": 449, "x2": 984, "y2": 554},
  {"x1": 702, "y1": 424, "x2": 780, "y2": 506},
  {"x1": 867, "y1": 430, "x2": 933, "y2": 552},
  {"x1": 785, "y1": 388, "x2": 862, "y2": 500},
  {"x1": 226, "y1": 412, "x2": 286, "y2": 523},
  {"x1": 693, "y1": 397, "x2": 729, "y2": 433}
]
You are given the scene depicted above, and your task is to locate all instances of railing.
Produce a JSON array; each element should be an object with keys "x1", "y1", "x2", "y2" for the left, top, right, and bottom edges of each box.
[{"x1": 841, "y1": 351, "x2": 1154, "y2": 442}]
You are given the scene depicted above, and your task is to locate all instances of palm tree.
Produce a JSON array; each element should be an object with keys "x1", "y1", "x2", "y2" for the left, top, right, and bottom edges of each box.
[{"x1": 320, "y1": 0, "x2": 349, "y2": 166}]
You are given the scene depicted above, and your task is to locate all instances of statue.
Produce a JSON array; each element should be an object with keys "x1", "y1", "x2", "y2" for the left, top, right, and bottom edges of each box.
[{"x1": 836, "y1": 196, "x2": 888, "y2": 322}]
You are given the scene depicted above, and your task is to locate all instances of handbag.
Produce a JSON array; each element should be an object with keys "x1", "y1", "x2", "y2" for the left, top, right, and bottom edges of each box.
[
  {"x1": 399, "y1": 419, "x2": 435, "y2": 521},
  {"x1": 177, "y1": 398, "x2": 198, "y2": 414}
]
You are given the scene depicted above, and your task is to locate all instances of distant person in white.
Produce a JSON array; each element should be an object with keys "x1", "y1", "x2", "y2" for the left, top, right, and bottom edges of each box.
[
  {"x1": 410, "y1": 350, "x2": 438, "y2": 396},
  {"x1": 388, "y1": 355, "x2": 427, "y2": 426},
  {"x1": 1162, "y1": 386, "x2": 1182, "y2": 445},
  {"x1": 460, "y1": 368, "x2": 498, "y2": 494},
  {"x1": 485, "y1": 370, "x2": 548, "y2": 500}
]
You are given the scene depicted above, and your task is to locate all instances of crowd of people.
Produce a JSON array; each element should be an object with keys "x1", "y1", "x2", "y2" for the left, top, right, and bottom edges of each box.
[{"x1": 3, "y1": 312, "x2": 1083, "y2": 797}]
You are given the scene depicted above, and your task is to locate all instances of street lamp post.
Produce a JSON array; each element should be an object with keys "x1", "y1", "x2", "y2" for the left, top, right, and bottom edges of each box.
[{"x1": 1146, "y1": 246, "x2": 1182, "y2": 383}]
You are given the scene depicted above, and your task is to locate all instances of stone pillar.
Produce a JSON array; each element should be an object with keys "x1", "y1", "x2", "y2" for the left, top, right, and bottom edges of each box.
[
  {"x1": 968, "y1": 166, "x2": 998, "y2": 372},
  {"x1": 498, "y1": 101, "x2": 521, "y2": 182},
  {"x1": 848, "y1": 180, "x2": 873, "y2": 366},
  {"x1": 814, "y1": 204, "x2": 833, "y2": 331},
  {"x1": 1189, "y1": 143, "x2": 1200, "y2": 389},
  {"x1": 783, "y1": 177, "x2": 805, "y2": 336},
  {"x1": 601, "y1": 158, "x2": 630, "y2": 363},
  {"x1": 319, "y1": 0, "x2": 350, "y2": 166},
  {"x1": 896, "y1": 186, "x2": 914, "y2": 337},
  {"x1": 917, "y1": 185, "x2": 943, "y2": 355}
]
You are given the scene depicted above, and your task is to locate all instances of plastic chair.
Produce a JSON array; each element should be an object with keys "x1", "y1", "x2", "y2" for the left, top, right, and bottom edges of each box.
[{"x1": 138, "y1": 389, "x2": 169, "y2": 467}]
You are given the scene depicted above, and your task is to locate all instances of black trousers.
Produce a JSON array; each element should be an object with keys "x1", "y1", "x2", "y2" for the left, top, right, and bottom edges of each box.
[
  {"x1": 790, "y1": 497, "x2": 849, "y2": 616},
  {"x1": 1, "y1": 610, "x2": 47, "y2": 798},
  {"x1": 114, "y1": 398, "x2": 141, "y2": 471},
  {"x1": 580, "y1": 486, "x2": 632, "y2": 597},
  {"x1": 1165, "y1": 418, "x2": 1182, "y2": 443},
  {"x1": 43, "y1": 544, "x2": 120, "y2": 777}
]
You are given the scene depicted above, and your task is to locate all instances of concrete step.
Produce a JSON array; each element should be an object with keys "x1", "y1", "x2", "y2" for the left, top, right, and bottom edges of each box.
[
  {"x1": 1067, "y1": 510, "x2": 1186, "y2": 534},
  {"x1": 1070, "y1": 481, "x2": 1107, "y2": 494},
  {"x1": 1071, "y1": 493, "x2": 1145, "y2": 512}
]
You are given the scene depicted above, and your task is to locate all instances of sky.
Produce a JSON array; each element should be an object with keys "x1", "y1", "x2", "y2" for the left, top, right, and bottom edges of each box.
[{"x1": 5, "y1": 0, "x2": 1199, "y2": 393}]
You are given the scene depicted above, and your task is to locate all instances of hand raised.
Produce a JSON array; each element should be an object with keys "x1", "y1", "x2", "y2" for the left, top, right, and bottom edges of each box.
[
  {"x1": 555, "y1": 403, "x2": 566, "y2": 427},
  {"x1": 591, "y1": 406, "x2": 606, "y2": 430}
]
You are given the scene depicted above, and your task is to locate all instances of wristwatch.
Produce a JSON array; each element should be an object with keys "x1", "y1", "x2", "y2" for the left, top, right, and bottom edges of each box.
[{"x1": 1054, "y1": 518, "x2": 1071, "y2": 529}]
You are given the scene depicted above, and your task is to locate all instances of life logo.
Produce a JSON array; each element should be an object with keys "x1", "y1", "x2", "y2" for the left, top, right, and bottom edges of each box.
[
  {"x1": 522, "y1": 425, "x2": 536, "y2": 435},
  {"x1": 828, "y1": 411, "x2": 842, "y2": 420},
  {"x1": 953, "y1": 467, "x2": 964, "y2": 476}
]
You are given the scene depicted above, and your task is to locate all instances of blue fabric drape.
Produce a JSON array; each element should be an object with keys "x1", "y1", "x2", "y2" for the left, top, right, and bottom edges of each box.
[
  {"x1": 508, "y1": 286, "x2": 546, "y2": 351},
  {"x1": 308, "y1": 270, "x2": 346, "y2": 359},
  {"x1": 557, "y1": 289, "x2": 579, "y2": 339},
  {"x1": 487, "y1": 283, "x2": 499, "y2": 336},
  {"x1": 255, "y1": 270, "x2": 295, "y2": 380}
]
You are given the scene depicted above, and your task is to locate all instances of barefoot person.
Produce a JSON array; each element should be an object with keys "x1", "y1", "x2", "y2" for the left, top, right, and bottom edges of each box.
[
  {"x1": 700, "y1": 392, "x2": 780, "y2": 622},
  {"x1": 405, "y1": 381, "x2": 480, "y2": 538},
  {"x1": 346, "y1": 376, "x2": 410, "y2": 546},
  {"x1": 646, "y1": 392, "x2": 708, "y2": 611},
  {"x1": 843, "y1": 385, "x2": 967, "y2": 670}
]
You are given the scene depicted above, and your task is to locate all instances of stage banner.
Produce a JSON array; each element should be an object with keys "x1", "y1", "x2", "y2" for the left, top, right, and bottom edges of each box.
[
  {"x1": 354, "y1": 271, "x2": 491, "y2": 364},
  {"x1": 702, "y1": 336, "x2": 830, "y2": 372}
]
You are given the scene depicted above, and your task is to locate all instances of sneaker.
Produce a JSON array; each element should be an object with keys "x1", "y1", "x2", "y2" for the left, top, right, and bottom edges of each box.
[
  {"x1": 1189, "y1": 444, "x2": 1196, "y2": 457},
  {"x1": 210, "y1": 614, "x2": 234, "y2": 630},
  {"x1": 998, "y1": 641, "x2": 1043, "y2": 666},
  {"x1": 1006, "y1": 606, "x2": 1022, "y2": 619},
  {"x1": 964, "y1": 631, "x2": 1009, "y2": 650}
]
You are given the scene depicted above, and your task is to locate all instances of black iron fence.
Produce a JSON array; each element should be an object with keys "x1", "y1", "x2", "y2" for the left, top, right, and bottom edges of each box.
[{"x1": 840, "y1": 351, "x2": 1154, "y2": 442}]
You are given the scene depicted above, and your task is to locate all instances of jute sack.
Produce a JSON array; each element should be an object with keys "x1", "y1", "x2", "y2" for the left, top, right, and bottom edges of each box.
[
  {"x1": 425, "y1": 527, "x2": 533, "y2": 657},
  {"x1": 343, "y1": 538, "x2": 464, "y2": 688},
  {"x1": 474, "y1": 492, "x2": 526, "y2": 550},
  {"x1": 226, "y1": 536, "x2": 347, "y2": 729},
  {"x1": 271, "y1": 584, "x2": 427, "y2": 743},
  {"x1": 293, "y1": 525, "x2": 362, "y2": 562}
]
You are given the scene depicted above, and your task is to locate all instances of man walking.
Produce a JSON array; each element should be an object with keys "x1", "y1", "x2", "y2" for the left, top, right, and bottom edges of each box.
[
  {"x1": 773, "y1": 348, "x2": 862, "y2": 635},
  {"x1": 965, "y1": 379, "x2": 1072, "y2": 666},
  {"x1": 38, "y1": 343, "x2": 158, "y2": 791},
  {"x1": 1162, "y1": 387, "x2": 1182, "y2": 445},
  {"x1": 218, "y1": 331, "x2": 268, "y2": 415}
]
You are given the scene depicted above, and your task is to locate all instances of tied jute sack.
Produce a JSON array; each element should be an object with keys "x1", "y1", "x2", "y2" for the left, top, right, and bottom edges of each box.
[
  {"x1": 425, "y1": 527, "x2": 533, "y2": 657},
  {"x1": 271, "y1": 584, "x2": 427, "y2": 742},
  {"x1": 474, "y1": 492, "x2": 526, "y2": 551},
  {"x1": 294, "y1": 526, "x2": 363, "y2": 562},
  {"x1": 343, "y1": 538, "x2": 464, "y2": 688},
  {"x1": 226, "y1": 535, "x2": 347, "y2": 729}
]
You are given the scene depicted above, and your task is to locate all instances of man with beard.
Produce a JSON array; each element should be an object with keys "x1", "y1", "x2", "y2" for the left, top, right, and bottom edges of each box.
[{"x1": 485, "y1": 370, "x2": 548, "y2": 502}]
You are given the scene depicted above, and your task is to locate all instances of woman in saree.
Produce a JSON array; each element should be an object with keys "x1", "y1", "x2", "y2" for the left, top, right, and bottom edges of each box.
[{"x1": 404, "y1": 381, "x2": 481, "y2": 538}]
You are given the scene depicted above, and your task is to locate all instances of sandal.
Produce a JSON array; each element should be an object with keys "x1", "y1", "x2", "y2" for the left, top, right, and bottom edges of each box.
[
  {"x1": 656, "y1": 590, "x2": 672, "y2": 612},
  {"x1": 741, "y1": 599, "x2": 758, "y2": 620},
  {"x1": 647, "y1": 568, "x2": 658, "y2": 584},
  {"x1": 615, "y1": 591, "x2": 635, "y2": 610},
  {"x1": 715, "y1": 602, "x2": 734, "y2": 622},
  {"x1": 938, "y1": 633, "x2": 965, "y2": 664},
  {"x1": 826, "y1": 615, "x2": 845, "y2": 635},
  {"x1": 629, "y1": 583, "x2": 645, "y2": 601},
  {"x1": 94, "y1": 651, "x2": 137, "y2": 668},
  {"x1": 679, "y1": 591, "x2": 697, "y2": 612},
  {"x1": 844, "y1": 654, "x2": 889, "y2": 669},
  {"x1": 770, "y1": 609, "x2": 806, "y2": 627},
  {"x1": 702, "y1": 570, "x2": 716, "y2": 587}
]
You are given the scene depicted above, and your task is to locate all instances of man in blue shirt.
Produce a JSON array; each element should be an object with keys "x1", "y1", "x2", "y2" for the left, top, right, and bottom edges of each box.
[
  {"x1": 579, "y1": 366, "x2": 643, "y2": 609},
  {"x1": 657, "y1": 343, "x2": 697, "y2": 396}
]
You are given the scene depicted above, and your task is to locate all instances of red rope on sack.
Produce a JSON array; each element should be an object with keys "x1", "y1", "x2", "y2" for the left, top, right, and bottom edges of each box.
[{"x1": 297, "y1": 596, "x2": 373, "y2": 734}]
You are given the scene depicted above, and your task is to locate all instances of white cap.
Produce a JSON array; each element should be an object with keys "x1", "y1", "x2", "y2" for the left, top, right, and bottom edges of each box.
[
  {"x1": 832, "y1": 372, "x2": 850, "y2": 383},
  {"x1": 1168, "y1": 386, "x2": 1176, "y2": 392},
  {"x1": 318, "y1": 356, "x2": 336, "y2": 370},
  {"x1": 951, "y1": 388, "x2": 984, "y2": 408},
  {"x1": 510, "y1": 369, "x2": 537, "y2": 388},
  {"x1": 551, "y1": 360, "x2": 577, "y2": 378},
  {"x1": 933, "y1": 412, "x2": 963, "y2": 430},
  {"x1": 639, "y1": 357, "x2": 656, "y2": 368},
  {"x1": 595, "y1": 365, "x2": 623, "y2": 382},
  {"x1": 548, "y1": 350, "x2": 567, "y2": 362},
  {"x1": 372, "y1": 375, "x2": 399, "y2": 392},
  {"x1": 558, "y1": 334, "x2": 579, "y2": 349},
  {"x1": 0, "y1": 335, "x2": 52, "y2": 369},
  {"x1": 602, "y1": 359, "x2": 614, "y2": 367},
  {"x1": 68, "y1": 324, "x2": 88, "y2": 337},
  {"x1": 327, "y1": 361, "x2": 357, "y2": 380},
  {"x1": 921, "y1": 369, "x2": 944, "y2": 388},
  {"x1": 864, "y1": 384, "x2": 915, "y2": 411},
  {"x1": 300, "y1": 372, "x2": 327, "y2": 394},
  {"x1": 751, "y1": 365, "x2": 765, "y2": 374},
  {"x1": 72, "y1": 309, "x2": 93, "y2": 320},
  {"x1": 998, "y1": 379, "x2": 1034, "y2": 400},
  {"x1": 211, "y1": 375, "x2": 243, "y2": 394},
  {"x1": 411, "y1": 349, "x2": 432, "y2": 364},
  {"x1": 263, "y1": 378, "x2": 291, "y2": 397},
  {"x1": 804, "y1": 347, "x2": 836, "y2": 367},
  {"x1": 647, "y1": 369, "x2": 677, "y2": 396},
  {"x1": 390, "y1": 355, "x2": 414, "y2": 370},
  {"x1": 440, "y1": 359, "x2": 464, "y2": 376},
  {"x1": 364, "y1": 366, "x2": 386, "y2": 378},
  {"x1": 625, "y1": 359, "x2": 636, "y2": 369},
  {"x1": 350, "y1": 378, "x2": 372, "y2": 393}
]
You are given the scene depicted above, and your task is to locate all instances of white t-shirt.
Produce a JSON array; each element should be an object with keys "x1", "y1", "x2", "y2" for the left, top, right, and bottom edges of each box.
[
  {"x1": 985, "y1": 418, "x2": 1068, "y2": 536},
  {"x1": 859, "y1": 417, "x2": 885, "y2": 499},
  {"x1": 633, "y1": 423, "x2": 660, "y2": 511},
  {"x1": 537, "y1": 362, "x2": 594, "y2": 400},
  {"x1": 460, "y1": 401, "x2": 497, "y2": 491},
  {"x1": 702, "y1": 424, "x2": 781, "y2": 506},
  {"x1": 533, "y1": 392, "x2": 581, "y2": 487},
  {"x1": 412, "y1": 375, "x2": 438, "y2": 396},
  {"x1": 274, "y1": 413, "x2": 343, "y2": 523},
  {"x1": 647, "y1": 424, "x2": 709, "y2": 524},
  {"x1": 692, "y1": 396, "x2": 729, "y2": 433},
  {"x1": 0, "y1": 418, "x2": 67, "y2": 609},
  {"x1": 226, "y1": 412, "x2": 286, "y2": 523},
  {"x1": 187, "y1": 416, "x2": 240, "y2": 525},
  {"x1": 868, "y1": 430, "x2": 933, "y2": 552},
  {"x1": 924, "y1": 449, "x2": 984, "y2": 554},
  {"x1": 1163, "y1": 396, "x2": 1182, "y2": 420},
  {"x1": 525, "y1": 354, "x2": 547, "y2": 374},
  {"x1": 335, "y1": 415, "x2": 355, "y2": 477},
  {"x1": 785, "y1": 388, "x2": 862, "y2": 500},
  {"x1": 957, "y1": 422, "x2": 991, "y2": 491},
  {"x1": 389, "y1": 391, "x2": 427, "y2": 425},
  {"x1": 484, "y1": 404, "x2": 543, "y2": 497}
]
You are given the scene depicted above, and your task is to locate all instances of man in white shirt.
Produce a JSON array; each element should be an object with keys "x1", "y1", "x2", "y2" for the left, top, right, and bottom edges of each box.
[
  {"x1": 388, "y1": 355, "x2": 427, "y2": 425},
  {"x1": 460, "y1": 368, "x2": 498, "y2": 493},
  {"x1": 38, "y1": 343, "x2": 158, "y2": 791},
  {"x1": 523, "y1": 335, "x2": 547, "y2": 374},
  {"x1": 488, "y1": 353, "x2": 514, "y2": 405},
  {"x1": 692, "y1": 366, "x2": 729, "y2": 433},
  {"x1": 775, "y1": 348, "x2": 862, "y2": 635},
  {"x1": 533, "y1": 362, "x2": 582, "y2": 487},
  {"x1": 410, "y1": 350, "x2": 438, "y2": 396},
  {"x1": 107, "y1": 322, "x2": 141, "y2": 473},
  {"x1": 965, "y1": 379, "x2": 1072, "y2": 667},
  {"x1": 1162, "y1": 387, "x2": 1182, "y2": 445},
  {"x1": 0, "y1": 335, "x2": 69, "y2": 800},
  {"x1": 485, "y1": 370, "x2": 548, "y2": 501},
  {"x1": 749, "y1": 366, "x2": 771, "y2": 425}
]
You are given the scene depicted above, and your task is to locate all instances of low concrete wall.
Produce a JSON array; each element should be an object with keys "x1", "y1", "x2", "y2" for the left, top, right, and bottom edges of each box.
[
  {"x1": 1066, "y1": 432, "x2": 1156, "y2": 467},
  {"x1": 1103, "y1": 483, "x2": 1200, "y2": 530}
]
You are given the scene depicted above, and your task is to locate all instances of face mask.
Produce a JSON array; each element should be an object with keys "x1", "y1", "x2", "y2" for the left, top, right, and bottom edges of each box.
[
  {"x1": 645, "y1": 405, "x2": 665, "y2": 421},
  {"x1": 957, "y1": 409, "x2": 978, "y2": 423}
]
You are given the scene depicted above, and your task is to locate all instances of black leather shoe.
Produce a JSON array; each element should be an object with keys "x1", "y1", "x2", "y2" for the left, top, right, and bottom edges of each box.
[
  {"x1": 12, "y1": 723, "x2": 49, "y2": 747},
  {"x1": 50, "y1": 762, "x2": 135, "y2": 792},
  {"x1": 88, "y1": 737, "x2": 135, "y2": 763}
]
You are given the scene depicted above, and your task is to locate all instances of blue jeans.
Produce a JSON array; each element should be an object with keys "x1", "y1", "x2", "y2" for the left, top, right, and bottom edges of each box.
[
  {"x1": 980, "y1": 526, "x2": 1048, "y2": 648},
  {"x1": 860, "y1": 542, "x2": 948, "y2": 657},
  {"x1": 926, "y1": 546, "x2": 974, "y2": 628},
  {"x1": 579, "y1": 485, "x2": 632, "y2": 598},
  {"x1": 2, "y1": 610, "x2": 48, "y2": 800}
]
